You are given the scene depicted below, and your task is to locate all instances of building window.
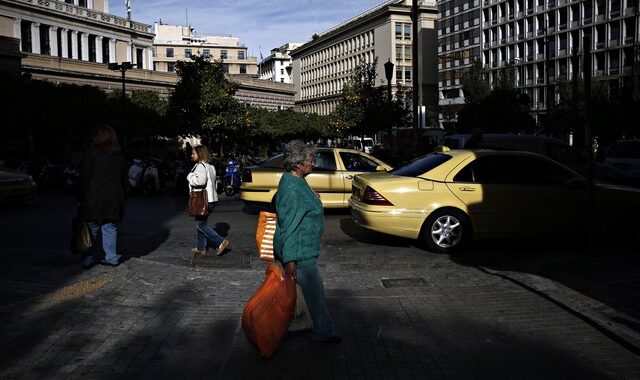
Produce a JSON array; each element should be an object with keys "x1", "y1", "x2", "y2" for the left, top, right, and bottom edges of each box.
[
  {"x1": 281, "y1": 68, "x2": 285, "y2": 75},
  {"x1": 395, "y1": 23, "x2": 412, "y2": 40},
  {"x1": 223, "y1": 63, "x2": 229, "y2": 73},
  {"x1": 78, "y1": 0, "x2": 87, "y2": 7},
  {"x1": 396, "y1": 68, "x2": 403, "y2": 83},
  {"x1": 396, "y1": 46, "x2": 403, "y2": 59},
  {"x1": 168, "y1": 62, "x2": 175, "y2": 72},
  {"x1": 238, "y1": 51, "x2": 245, "y2": 60},
  {"x1": 152, "y1": 47, "x2": 156, "y2": 57},
  {"x1": 39, "y1": 24, "x2": 50, "y2": 55},
  {"x1": 166, "y1": 48, "x2": 174, "y2": 58},
  {"x1": 202, "y1": 49, "x2": 211, "y2": 58},
  {"x1": 88, "y1": 35, "x2": 96, "y2": 62},
  {"x1": 185, "y1": 48, "x2": 192, "y2": 58},
  {"x1": 67, "y1": 31, "x2": 72, "y2": 57},
  {"x1": 136, "y1": 48, "x2": 143, "y2": 69},
  {"x1": 102, "y1": 38, "x2": 109, "y2": 63},
  {"x1": 404, "y1": 24, "x2": 411, "y2": 39},
  {"x1": 395, "y1": 24, "x2": 403, "y2": 39},
  {"x1": 220, "y1": 50, "x2": 228, "y2": 59},
  {"x1": 240, "y1": 64, "x2": 247, "y2": 74},
  {"x1": 20, "y1": 21, "x2": 32, "y2": 53},
  {"x1": 77, "y1": 32, "x2": 82, "y2": 60}
]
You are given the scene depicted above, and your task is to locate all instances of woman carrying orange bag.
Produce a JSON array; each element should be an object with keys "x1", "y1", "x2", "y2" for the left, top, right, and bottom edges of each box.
[{"x1": 273, "y1": 140, "x2": 340, "y2": 344}]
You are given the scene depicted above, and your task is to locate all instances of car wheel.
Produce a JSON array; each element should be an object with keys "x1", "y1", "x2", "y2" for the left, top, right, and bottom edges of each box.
[{"x1": 422, "y1": 209, "x2": 469, "y2": 253}]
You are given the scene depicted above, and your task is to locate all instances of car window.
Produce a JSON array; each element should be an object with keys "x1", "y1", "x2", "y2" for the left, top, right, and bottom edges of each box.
[
  {"x1": 462, "y1": 155, "x2": 578, "y2": 185},
  {"x1": 392, "y1": 153, "x2": 452, "y2": 177},
  {"x1": 313, "y1": 151, "x2": 337, "y2": 171},
  {"x1": 261, "y1": 155, "x2": 284, "y2": 169},
  {"x1": 339, "y1": 152, "x2": 379, "y2": 172},
  {"x1": 607, "y1": 141, "x2": 640, "y2": 158}
]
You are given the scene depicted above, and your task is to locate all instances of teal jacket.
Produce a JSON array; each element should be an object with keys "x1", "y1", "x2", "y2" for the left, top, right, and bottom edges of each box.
[{"x1": 273, "y1": 172, "x2": 324, "y2": 268}]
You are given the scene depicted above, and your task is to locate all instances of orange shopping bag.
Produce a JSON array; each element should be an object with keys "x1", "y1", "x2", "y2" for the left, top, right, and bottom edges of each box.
[
  {"x1": 255, "y1": 211, "x2": 277, "y2": 261},
  {"x1": 241, "y1": 262, "x2": 296, "y2": 358}
]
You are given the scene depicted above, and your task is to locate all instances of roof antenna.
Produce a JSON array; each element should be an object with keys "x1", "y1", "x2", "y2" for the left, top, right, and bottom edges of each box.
[{"x1": 185, "y1": 8, "x2": 189, "y2": 27}]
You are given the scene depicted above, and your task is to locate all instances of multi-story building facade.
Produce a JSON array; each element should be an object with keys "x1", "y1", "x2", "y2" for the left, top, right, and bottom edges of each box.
[
  {"x1": 291, "y1": 0, "x2": 438, "y2": 116},
  {"x1": 0, "y1": 0, "x2": 175, "y2": 95},
  {"x1": 438, "y1": 0, "x2": 640, "y2": 129},
  {"x1": 153, "y1": 23, "x2": 258, "y2": 75},
  {"x1": 259, "y1": 42, "x2": 302, "y2": 83}
]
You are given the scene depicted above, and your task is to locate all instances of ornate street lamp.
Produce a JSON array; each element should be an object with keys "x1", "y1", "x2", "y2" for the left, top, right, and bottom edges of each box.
[{"x1": 108, "y1": 61, "x2": 133, "y2": 112}]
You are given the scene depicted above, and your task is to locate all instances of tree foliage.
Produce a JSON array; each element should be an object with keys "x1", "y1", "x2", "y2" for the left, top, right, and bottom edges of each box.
[
  {"x1": 457, "y1": 60, "x2": 535, "y2": 134},
  {"x1": 333, "y1": 58, "x2": 410, "y2": 139}
]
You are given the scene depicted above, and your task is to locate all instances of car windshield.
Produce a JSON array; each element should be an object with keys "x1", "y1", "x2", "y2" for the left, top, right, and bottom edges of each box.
[
  {"x1": 608, "y1": 141, "x2": 640, "y2": 159},
  {"x1": 391, "y1": 153, "x2": 452, "y2": 177}
]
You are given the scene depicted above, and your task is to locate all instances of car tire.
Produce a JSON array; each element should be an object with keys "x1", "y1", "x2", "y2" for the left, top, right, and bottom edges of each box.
[{"x1": 422, "y1": 208, "x2": 470, "y2": 254}]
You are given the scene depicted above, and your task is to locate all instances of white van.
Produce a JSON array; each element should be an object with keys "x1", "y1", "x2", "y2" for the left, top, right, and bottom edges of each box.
[{"x1": 345, "y1": 137, "x2": 375, "y2": 154}]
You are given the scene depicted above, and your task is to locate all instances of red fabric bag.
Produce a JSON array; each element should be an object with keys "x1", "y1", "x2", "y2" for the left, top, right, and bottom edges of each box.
[{"x1": 242, "y1": 262, "x2": 296, "y2": 358}]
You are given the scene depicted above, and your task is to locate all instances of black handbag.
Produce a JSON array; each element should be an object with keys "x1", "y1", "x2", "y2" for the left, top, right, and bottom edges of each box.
[{"x1": 188, "y1": 190, "x2": 208, "y2": 217}]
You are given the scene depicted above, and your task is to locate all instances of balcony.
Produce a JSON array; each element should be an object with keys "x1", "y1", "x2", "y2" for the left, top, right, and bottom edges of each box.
[
  {"x1": 595, "y1": 69, "x2": 604, "y2": 77},
  {"x1": 609, "y1": 67, "x2": 619, "y2": 75},
  {"x1": 595, "y1": 41, "x2": 605, "y2": 49},
  {"x1": 610, "y1": 39, "x2": 619, "y2": 47},
  {"x1": 537, "y1": 29, "x2": 545, "y2": 36},
  {"x1": 624, "y1": 36, "x2": 635, "y2": 44},
  {"x1": 527, "y1": 55, "x2": 534, "y2": 61},
  {"x1": 559, "y1": 23, "x2": 567, "y2": 30}
]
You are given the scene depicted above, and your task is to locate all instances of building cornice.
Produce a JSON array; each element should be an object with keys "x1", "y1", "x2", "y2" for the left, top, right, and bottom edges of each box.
[{"x1": 0, "y1": 0, "x2": 153, "y2": 37}]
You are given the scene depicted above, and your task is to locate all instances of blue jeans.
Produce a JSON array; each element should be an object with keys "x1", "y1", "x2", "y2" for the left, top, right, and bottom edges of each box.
[
  {"x1": 83, "y1": 221, "x2": 121, "y2": 266},
  {"x1": 195, "y1": 202, "x2": 224, "y2": 251},
  {"x1": 296, "y1": 264, "x2": 336, "y2": 339}
]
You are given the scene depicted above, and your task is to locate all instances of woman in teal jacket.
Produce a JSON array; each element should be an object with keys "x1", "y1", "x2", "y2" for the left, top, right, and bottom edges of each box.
[{"x1": 274, "y1": 140, "x2": 340, "y2": 343}]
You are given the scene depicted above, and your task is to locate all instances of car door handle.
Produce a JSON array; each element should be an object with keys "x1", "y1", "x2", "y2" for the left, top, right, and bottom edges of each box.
[
  {"x1": 459, "y1": 187, "x2": 475, "y2": 192},
  {"x1": 345, "y1": 175, "x2": 354, "y2": 180}
]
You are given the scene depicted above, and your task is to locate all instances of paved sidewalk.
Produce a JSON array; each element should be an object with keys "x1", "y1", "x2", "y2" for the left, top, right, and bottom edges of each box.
[{"x1": 0, "y1": 196, "x2": 639, "y2": 379}]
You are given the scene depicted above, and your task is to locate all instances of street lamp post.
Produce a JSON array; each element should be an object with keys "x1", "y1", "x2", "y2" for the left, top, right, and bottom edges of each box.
[
  {"x1": 108, "y1": 61, "x2": 133, "y2": 143},
  {"x1": 384, "y1": 59, "x2": 395, "y2": 149}
]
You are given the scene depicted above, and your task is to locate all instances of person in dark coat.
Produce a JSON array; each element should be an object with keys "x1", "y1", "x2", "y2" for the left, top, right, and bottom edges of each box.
[{"x1": 79, "y1": 125, "x2": 128, "y2": 268}]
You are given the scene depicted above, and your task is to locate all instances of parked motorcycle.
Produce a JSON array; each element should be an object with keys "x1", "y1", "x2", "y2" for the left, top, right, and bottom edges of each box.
[
  {"x1": 223, "y1": 158, "x2": 241, "y2": 196},
  {"x1": 128, "y1": 158, "x2": 161, "y2": 196}
]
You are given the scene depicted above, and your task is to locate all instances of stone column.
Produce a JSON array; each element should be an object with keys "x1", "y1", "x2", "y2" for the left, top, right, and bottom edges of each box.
[
  {"x1": 71, "y1": 30, "x2": 78, "y2": 59},
  {"x1": 147, "y1": 48, "x2": 153, "y2": 70},
  {"x1": 81, "y1": 32, "x2": 89, "y2": 61},
  {"x1": 109, "y1": 39, "x2": 116, "y2": 63},
  {"x1": 30, "y1": 22, "x2": 41, "y2": 54},
  {"x1": 49, "y1": 26, "x2": 58, "y2": 57},
  {"x1": 13, "y1": 18, "x2": 21, "y2": 41},
  {"x1": 126, "y1": 42, "x2": 132, "y2": 63},
  {"x1": 60, "y1": 28, "x2": 68, "y2": 58},
  {"x1": 95, "y1": 36, "x2": 103, "y2": 63}
]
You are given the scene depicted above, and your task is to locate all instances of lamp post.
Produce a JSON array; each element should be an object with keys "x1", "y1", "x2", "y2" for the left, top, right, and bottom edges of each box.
[
  {"x1": 384, "y1": 59, "x2": 394, "y2": 149},
  {"x1": 108, "y1": 61, "x2": 133, "y2": 143},
  {"x1": 108, "y1": 61, "x2": 133, "y2": 112}
]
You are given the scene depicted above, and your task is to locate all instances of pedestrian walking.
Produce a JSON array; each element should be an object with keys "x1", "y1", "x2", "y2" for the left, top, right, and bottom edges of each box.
[
  {"x1": 188, "y1": 145, "x2": 230, "y2": 256},
  {"x1": 79, "y1": 125, "x2": 128, "y2": 268},
  {"x1": 274, "y1": 140, "x2": 340, "y2": 343}
]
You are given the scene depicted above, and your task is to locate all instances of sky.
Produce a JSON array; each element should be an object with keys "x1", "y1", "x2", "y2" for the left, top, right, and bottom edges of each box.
[{"x1": 110, "y1": 0, "x2": 389, "y2": 59}]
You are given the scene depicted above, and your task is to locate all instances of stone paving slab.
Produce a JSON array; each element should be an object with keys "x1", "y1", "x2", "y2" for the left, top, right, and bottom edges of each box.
[{"x1": 1, "y1": 256, "x2": 639, "y2": 379}]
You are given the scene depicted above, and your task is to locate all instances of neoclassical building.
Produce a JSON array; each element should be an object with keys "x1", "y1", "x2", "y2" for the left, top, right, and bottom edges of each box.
[
  {"x1": 153, "y1": 22, "x2": 258, "y2": 75},
  {"x1": 291, "y1": 0, "x2": 439, "y2": 116},
  {"x1": 0, "y1": 0, "x2": 175, "y2": 95}
]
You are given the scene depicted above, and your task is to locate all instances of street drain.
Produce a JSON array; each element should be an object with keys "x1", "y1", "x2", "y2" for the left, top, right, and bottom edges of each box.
[{"x1": 381, "y1": 277, "x2": 426, "y2": 288}]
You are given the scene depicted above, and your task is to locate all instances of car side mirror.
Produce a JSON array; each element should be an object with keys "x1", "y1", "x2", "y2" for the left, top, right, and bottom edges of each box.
[{"x1": 375, "y1": 165, "x2": 387, "y2": 172}]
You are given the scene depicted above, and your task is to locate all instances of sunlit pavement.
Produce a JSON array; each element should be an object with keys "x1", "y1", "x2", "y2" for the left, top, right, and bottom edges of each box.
[{"x1": 0, "y1": 194, "x2": 639, "y2": 378}]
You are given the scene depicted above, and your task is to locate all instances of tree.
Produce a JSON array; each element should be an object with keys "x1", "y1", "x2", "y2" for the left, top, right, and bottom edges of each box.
[
  {"x1": 333, "y1": 58, "x2": 410, "y2": 140},
  {"x1": 168, "y1": 55, "x2": 242, "y2": 154}
]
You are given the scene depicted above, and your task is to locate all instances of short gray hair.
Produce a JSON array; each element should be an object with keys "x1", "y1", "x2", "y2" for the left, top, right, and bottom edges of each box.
[{"x1": 282, "y1": 140, "x2": 316, "y2": 171}]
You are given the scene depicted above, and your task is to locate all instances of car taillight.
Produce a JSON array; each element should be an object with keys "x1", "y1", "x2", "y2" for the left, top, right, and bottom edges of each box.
[
  {"x1": 362, "y1": 186, "x2": 393, "y2": 206},
  {"x1": 242, "y1": 168, "x2": 252, "y2": 183}
]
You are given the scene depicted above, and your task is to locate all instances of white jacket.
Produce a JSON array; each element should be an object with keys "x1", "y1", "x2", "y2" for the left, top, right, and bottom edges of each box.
[{"x1": 187, "y1": 162, "x2": 218, "y2": 203}]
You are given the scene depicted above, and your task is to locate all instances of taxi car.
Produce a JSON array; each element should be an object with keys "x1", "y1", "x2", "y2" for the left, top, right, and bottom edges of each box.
[
  {"x1": 349, "y1": 149, "x2": 640, "y2": 253},
  {"x1": 240, "y1": 147, "x2": 392, "y2": 208},
  {"x1": 0, "y1": 168, "x2": 38, "y2": 203}
]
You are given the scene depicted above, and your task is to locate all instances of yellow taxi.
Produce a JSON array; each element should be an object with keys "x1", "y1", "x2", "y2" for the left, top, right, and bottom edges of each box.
[
  {"x1": 349, "y1": 149, "x2": 640, "y2": 253},
  {"x1": 0, "y1": 168, "x2": 37, "y2": 203},
  {"x1": 240, "y1": 148, "x2": 392, "y2": 208}
]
